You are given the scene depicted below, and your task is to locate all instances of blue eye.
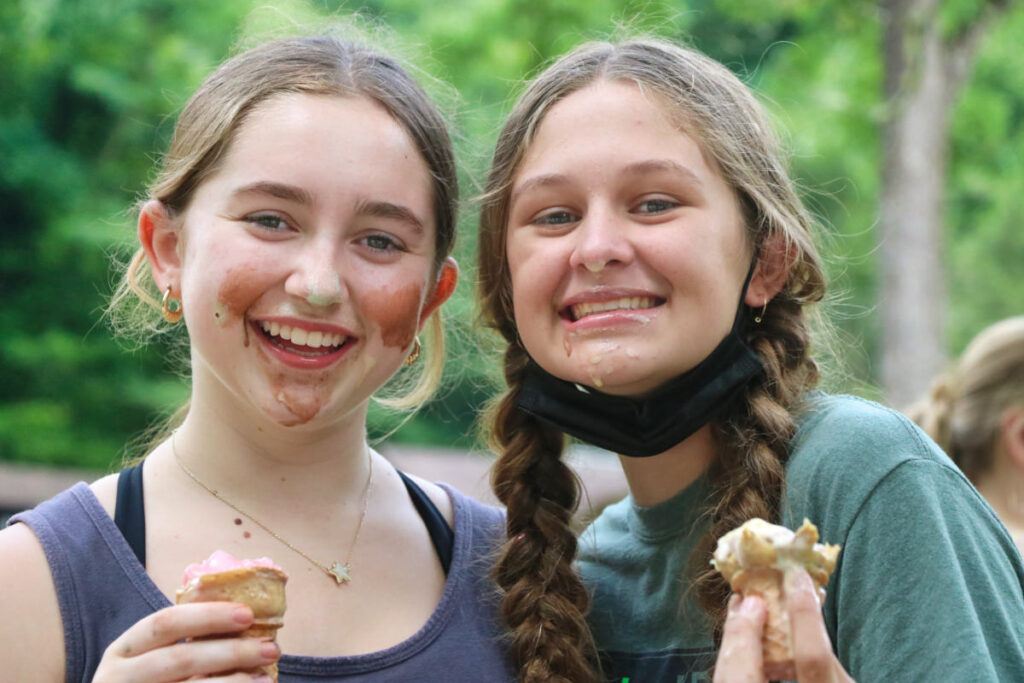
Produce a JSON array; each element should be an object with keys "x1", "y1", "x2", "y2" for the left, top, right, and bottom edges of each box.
[
  {"x1": 535, "y1": 210, "x2": 577, "y2": 226},
  {"x1": 364, "y1": 233, "x2": 402, "y2": 252},
  {"x1": 246, "y1": 214, "x2": 290, "y2": 231},
  {"x1": 635, "y1": 199, "x2": 678, "y2": 214}
]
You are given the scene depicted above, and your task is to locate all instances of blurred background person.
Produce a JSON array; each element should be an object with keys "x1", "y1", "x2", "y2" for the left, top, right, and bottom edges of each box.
[{"x1": 907, "y1": 316, "x2": 1024, "y2": 551}]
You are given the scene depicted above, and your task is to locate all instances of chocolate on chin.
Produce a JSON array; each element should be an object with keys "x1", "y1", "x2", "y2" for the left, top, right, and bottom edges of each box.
[
  {"x1": 711, "y1": 518, "x2": 840, "y2": 680},
  {"x1": 175, "y1": 551, "x2": 288, "y2": 681}
]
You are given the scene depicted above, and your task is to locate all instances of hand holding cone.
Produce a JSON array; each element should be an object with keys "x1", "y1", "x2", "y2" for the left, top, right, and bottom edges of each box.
[
  {"x1": 712, "y1": 519, "x2": 840, "y2": 680},
  {"x1": 176, "y1": 551, "x2": 288, "y2": 682}
]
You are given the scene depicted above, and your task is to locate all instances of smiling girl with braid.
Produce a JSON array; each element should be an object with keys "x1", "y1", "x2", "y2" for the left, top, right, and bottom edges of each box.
[{"x1": 478, "y1": 37, "x2": 1024, "y2": 682}]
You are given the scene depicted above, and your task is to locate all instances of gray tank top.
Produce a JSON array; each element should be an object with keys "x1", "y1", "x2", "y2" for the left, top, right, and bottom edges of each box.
[{"x1": 10, "y1": 482, "x2": 513, "y2": 682}]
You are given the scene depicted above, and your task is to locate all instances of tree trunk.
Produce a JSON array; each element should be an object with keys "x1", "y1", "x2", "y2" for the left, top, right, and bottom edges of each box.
[{"x1": 877, "y1": 0, "x2": 1006, "y2": 408}]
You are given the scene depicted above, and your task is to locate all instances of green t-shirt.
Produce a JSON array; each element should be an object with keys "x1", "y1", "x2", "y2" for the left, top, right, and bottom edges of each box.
[{"x1": 577, "y1": 393, "x2": 1024, "y2": 682}]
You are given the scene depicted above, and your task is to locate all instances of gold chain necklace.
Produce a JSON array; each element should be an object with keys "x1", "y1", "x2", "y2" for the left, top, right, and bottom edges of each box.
[{"x1": 171, "y1": 435, "x2": 373, "y2": 585}]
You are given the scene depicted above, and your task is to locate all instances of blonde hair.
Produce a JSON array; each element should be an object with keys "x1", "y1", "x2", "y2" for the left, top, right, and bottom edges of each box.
[
  {"x1": 907, "y1": 316, "x2": 1024, "y2": 481},
  {"x1": 478, "y1": 38, "x2": 827, "y2": 680},
  {"x1": 110, "y1": 34, "x2": 459, "y2": 453}
]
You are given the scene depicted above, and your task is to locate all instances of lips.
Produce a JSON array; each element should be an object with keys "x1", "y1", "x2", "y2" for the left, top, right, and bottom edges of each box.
[
  {"x1": 564, "y1": 295, "x2": 663, "y2": 322},
  {"x1": 253, "y1": 318, "x2": 354, "y2": 368}
]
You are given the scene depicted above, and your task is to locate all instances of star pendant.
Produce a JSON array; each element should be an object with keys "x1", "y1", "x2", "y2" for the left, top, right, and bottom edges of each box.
[{"x1": 328, "y1": 561, "x2": 351, "y2": 585}]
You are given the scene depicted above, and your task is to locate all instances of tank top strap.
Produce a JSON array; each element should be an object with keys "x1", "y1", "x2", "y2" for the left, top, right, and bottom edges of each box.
[
  {"x1": 397, "y1": 470, "x2": 454, "y2": 575},
  {"x1": 114, "y1": 461, "x2": 147, "y2": 567}
]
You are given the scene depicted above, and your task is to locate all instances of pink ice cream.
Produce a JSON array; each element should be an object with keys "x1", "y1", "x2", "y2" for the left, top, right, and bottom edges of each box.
[{"x1": 182, "y1": 550, "x2": 282, "y2": 585}]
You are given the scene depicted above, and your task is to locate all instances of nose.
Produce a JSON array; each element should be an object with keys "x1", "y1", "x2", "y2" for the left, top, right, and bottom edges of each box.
[
  {"x1": 567, "y1": 209, "x2": 634, "y2": 273},
  {"x1": 284, "y1": 244, "x2": 345, "y2": 307}
]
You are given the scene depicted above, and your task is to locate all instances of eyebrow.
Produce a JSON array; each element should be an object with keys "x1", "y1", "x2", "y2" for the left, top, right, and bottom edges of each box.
[
  {"x1": 621, "y1": 159, "x2": 704, "y2": 187},
  {"x1": 229, "y1": 182, "x2": 425, "y2": 231},
  {"x1": 510, "y1": 158, "x2": 704, "y2": 204},
  {"x1": 356, "y1": 199, "x2": 425, "y2": 233},
  {"x1": 231, "y1": 181, "x2": 315, "y2": 206}
]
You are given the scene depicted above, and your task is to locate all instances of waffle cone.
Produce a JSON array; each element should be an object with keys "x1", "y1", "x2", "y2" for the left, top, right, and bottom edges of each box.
[
  {"x1": 733, "y1": 568, "x2": 794, "y2": 681},
  {"x1": 176, "y1": 566, "x2": 288, "y2": 682}
]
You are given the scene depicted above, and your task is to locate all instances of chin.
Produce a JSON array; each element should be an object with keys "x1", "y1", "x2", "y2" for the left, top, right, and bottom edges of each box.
[{"x1": 548, "y1": 359, "x2": 667, "y2": 397}]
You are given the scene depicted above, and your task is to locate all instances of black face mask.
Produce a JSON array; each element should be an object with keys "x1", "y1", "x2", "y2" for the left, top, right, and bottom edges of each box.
[{"x1": 515, "y1": 263, "x2": 764, "y2": 458}]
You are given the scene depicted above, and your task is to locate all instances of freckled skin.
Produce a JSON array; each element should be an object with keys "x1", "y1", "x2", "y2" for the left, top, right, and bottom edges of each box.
[{"x1": 363, "y1": 283, "x2": 424, "y2": 349}]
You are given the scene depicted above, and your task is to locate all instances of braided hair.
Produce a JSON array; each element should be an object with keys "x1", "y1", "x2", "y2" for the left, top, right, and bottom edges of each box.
[{"x1": 478, "y1": 37, "x2": 829, "y2": 676}]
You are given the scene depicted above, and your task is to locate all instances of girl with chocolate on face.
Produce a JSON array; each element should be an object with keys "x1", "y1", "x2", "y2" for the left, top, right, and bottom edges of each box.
[
  {"x1": 1, "y1": 34, "x2": 512, "y2": 682},
  {"x1": 478, "y1": 37, "x2": 1024, "y2": 683}
]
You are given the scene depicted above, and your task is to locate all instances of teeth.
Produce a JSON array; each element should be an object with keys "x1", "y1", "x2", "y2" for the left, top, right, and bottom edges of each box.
[
  {"x1": 572, "y1": 297, "x2": 656, "y2": 320},
  {"x1": 259, "y1": 322, "x2": 344, "y2": 349}
]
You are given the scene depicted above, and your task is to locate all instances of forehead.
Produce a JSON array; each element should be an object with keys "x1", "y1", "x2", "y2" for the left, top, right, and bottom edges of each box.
[
  {"x1": 514, "y1": 80, "x2": 727, "y2": 192},
  {"x1": 209, "y1": 93, "x2": 434, "y2": 216}
]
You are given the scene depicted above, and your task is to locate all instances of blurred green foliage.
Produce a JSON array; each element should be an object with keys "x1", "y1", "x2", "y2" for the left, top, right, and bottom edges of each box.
[{"x1": 1, "y1": 0, "x2": 1021, "y2": 471}]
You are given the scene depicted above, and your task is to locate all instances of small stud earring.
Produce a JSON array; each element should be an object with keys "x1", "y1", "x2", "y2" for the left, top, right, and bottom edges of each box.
[
  {"x1": 403, "y1": 337, "x2": 421, "y2": 366},
  {"x1": 162, "y1": 286, "x2": 183, "y2": 323}
]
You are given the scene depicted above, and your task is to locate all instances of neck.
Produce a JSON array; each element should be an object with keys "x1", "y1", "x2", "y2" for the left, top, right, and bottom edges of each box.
[
  {"x1": 973, "y1": 456, "x2": 1024, "y2": 542},
  {"x1": 165, "y1": 389, "x2": 374, "y2": 508},
  {"x1": 618, "y1": 424, "x2": 716, "y2": 507}
]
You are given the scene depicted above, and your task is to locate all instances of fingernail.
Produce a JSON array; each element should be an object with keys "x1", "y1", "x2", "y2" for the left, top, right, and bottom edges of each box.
[
  {"x1": 259, "y1": 640, "x2": 281, "y2": 660},
  {"x1": 233, "y1": 606, "x2": 254, "y2": 624}
]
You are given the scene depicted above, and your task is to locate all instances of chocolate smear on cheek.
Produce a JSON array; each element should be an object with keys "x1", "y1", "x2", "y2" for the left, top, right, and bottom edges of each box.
[
  {"x1": 364, "y1": 283, "x2": 424, "y2": 350},
  {"x1": 215, "y1": 265, "x2": 264, "y2": 346}
]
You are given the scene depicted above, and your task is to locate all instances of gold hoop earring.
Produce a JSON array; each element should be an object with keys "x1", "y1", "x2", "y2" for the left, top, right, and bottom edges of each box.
[
  {"x1": 161, "y1": 286, "x2": 183, "y2": 323},
  {"x1": 754, "y1": 301, "x2": 768, "y2": 324},
  {"x1": 403, "y1": 337, "x2": 421, "y2": 366}
]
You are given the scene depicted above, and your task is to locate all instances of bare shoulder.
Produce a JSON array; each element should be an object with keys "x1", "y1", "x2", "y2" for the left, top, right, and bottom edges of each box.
[
  {"x1": 89, "y1": 471, "x2": 120, "y2": 518},
  {"x1": 0, "y1": 523, "x2": 66, "y2": 680},
  {"x1": 405, "y1": 473, "x2": 454, "y2": 526}
]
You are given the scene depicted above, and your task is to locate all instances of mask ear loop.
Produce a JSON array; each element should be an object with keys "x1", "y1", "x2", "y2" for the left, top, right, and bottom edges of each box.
[{"x1": 730, "y1": 248, "x2": 762, "y2": 334}]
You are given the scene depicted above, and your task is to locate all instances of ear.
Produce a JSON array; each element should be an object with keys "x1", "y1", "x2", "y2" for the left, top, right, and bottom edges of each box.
[
  {"x1": 744, "y1": 233, "x2": 793, "y2": 307},
  {"x1": 417, "y1": 257, "x2": 459, "y2": 330},
  {"x1": 999, "y1": 407, "x2": 1024, "y2": 470},
  {"x1": 138, "y1": 200, "x2": 183, "y2": 293}
]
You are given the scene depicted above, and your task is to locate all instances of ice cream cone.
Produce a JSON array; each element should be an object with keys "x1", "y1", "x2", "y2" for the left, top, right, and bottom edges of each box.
[
  {"x1": 176, "y1": 562, "x2": 288, "y2": 681},
  {"x1": 711, "y1": 518, "x2": 840, "y2": 682}
]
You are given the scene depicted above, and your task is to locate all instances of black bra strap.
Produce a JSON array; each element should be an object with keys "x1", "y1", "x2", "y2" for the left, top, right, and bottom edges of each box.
[
  {"x1": 397, "y1": 470, "x2": 454, "y2": 575},
  {"x1": 114, "y1": 462, "x2": 147, "y2": 567}
]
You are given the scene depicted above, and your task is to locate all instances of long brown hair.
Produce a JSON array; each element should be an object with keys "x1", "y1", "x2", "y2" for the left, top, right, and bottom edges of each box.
[
  {"x1": 109, "y1": 34, "x2": 459, "y2": 456},
  {"x1": 478, "y1": 38, "x2": 827, "y2": 680}
]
